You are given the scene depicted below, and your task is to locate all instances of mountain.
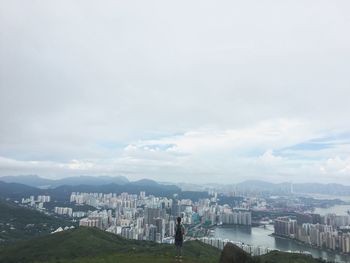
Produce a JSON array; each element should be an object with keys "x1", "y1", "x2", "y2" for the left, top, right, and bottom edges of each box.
[
  {"x1": 0, "y1": 200, "x2": 74, "y2": 245},
  {"x1": 0, "y1": 175, "x2": 53, "y2": 188},
  {"x1": 236, "y1": 180, "x2": 291, "y2": 193},
  {"x1": 56, "y1": 175, "x2": 129, "y2": 187},
  {"x1": 0, "y1": 181, "x2": 43, "y2": 199},
  {"x1": 235, "y1": 180, "x2": 350, "y2": 196},
  {"x1": 0, "y1": 175, "x2": 129, "y2": 188},
  {"x1": 0, "y1": 180, "x2": 181, "y2": 203},
  {"x1": 0, "y1": 227, "x2": 221, "y2": 263},
  {"x1": 293, "y1": 183, "x2": 350, "y2": 196},
  {"x1": 0, "y1": 228, "x2": 327, "y2": 263},
  {"x1": 131, "y1": 178, "x2": 160, "y2": 186}
]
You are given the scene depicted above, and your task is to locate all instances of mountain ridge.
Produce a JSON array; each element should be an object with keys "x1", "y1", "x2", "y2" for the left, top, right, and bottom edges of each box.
[
  {"x1": 2, "y1": 175, "x2": 350, "y2": 196},
  {"x1": 0, "y1": 180, "x2": 181, "y2": 202},
  {"x1": 0, "y1": 175, "x2": 129, "y2": 188}
]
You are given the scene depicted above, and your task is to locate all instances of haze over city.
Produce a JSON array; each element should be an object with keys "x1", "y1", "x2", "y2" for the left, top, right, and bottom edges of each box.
[{"x1": 1, "y1": 0, "x2": 350, "y2": 184}]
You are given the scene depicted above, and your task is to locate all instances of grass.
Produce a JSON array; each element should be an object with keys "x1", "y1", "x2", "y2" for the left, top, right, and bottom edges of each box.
[
  {"x1": 0, "y1": 227, "x2": 220, "y2": 263},
  {"x1": 0, "y1": 227, "x2": 328, "y2": 263},
  {"x1": 256, "y1": 250, "x2": 326, "y2": 263}
]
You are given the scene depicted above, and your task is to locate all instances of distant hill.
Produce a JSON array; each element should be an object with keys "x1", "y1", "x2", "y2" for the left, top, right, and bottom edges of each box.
[
  {"x1": 0, "y1": 175, "x2": 129, "y2": 188},
  {"x1": 236, "y1": 180, "x2": 292, "y2": 194},
  {"x1": 0, "y1": 200, "x2": 74, "y2": 245},
  {"x1": 0, "y1": 227, "x2": 221, "y2": 263},
  {"x1": 0, "y1": 179, "x2": 181, "y2": 202},
  {"x1": 293, "y1": 183, "x2": 350, "y2": 196},
  {"x1": 0, "y1": 181, "x2": 43, "y2": 199},
  {"x1": 235, "y1": 180, "x2": 350, "y2": 196},
  {"x1": 0, "y1": 228, "x2": 328, "y2": 263}
]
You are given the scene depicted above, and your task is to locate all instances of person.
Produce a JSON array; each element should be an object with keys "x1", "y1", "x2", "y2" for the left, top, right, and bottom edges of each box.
[{"x1": 174, "y1": 216, "x2": 185, "y2": 262}]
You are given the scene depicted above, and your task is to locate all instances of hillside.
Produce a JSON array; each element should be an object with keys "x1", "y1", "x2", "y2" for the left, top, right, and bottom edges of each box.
[
  {"x1": 0, "y1": 201, "x2": 74, "y2": 245},
  {"x1": 0, "y1": 227, "x2": 221, "y2": 263},
  {"x1": 0, "y1": 181, "x2": 43, "y2": 199},
  {"x1": 219, "y1": 243, "x2": 326, "y2": 263},
  {"x1": 257, "y1": 250, "x2": 326, "y2": 263},
  {"x1": 0, "y1": 227, "x2": 329, "y2": 263}
]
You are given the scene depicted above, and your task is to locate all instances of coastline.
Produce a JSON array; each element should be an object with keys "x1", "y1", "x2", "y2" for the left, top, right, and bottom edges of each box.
[
  {"x1": 212, "y1": 224, "x2": 350, "y2": 263},
  {"x1": 270, "y1": 233, "x2": 350, "y2": 258}
]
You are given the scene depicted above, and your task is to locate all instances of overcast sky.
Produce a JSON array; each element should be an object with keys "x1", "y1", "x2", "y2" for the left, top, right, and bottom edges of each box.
[{"x1": 1, "y1": 0, "x2": 350, "y2": 184}]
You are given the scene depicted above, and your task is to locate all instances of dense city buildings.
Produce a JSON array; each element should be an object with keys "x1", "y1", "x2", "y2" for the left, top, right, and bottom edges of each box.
[
  {"x1": 274, "y1": 214, "x2": 350, "y2": 254},
  {"x1": 72, "y1": 191, "x2": 252, "y2": 244},
  {"x1": 200, "y1": 237, "x2": 274, "y2": 256},
  {"x1": 16, "y1": 188, "x2": 350, "y2": 257},
  {"x1": 21, "y1": 195, "x2": 51, "y2": 210}
]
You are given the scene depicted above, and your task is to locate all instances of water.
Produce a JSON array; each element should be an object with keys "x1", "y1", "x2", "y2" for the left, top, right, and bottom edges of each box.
[
  {"x1": 314, "y1": 205, "x2": 350, "y2": 216},
  {"x1": 214, "y1": 225, "x2": 350, "y2": 263},
  {"x1": 303, "y1": 194, "x2": 350, "y2": 203}
]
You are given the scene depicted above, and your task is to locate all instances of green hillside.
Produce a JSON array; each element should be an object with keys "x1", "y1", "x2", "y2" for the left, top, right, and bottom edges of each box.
[
  {"x1": 256, "y1": 250, "x2": 326, "y2": 263},
  {"x1": 0, "y1": 201, "x2": 74, "y2": 245},
  {"x1": 0, "y1": 227, "x2": 221, "y2": 263},
  {"x1": 0, "y1": 226, "x2": 329, "y2": 263}
]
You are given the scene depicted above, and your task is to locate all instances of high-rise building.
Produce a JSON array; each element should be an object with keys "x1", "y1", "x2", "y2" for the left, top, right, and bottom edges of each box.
[
  {"x1": 148, "y1": 225, "x2": 157, "y2": 242},
  {"x1": 169, "y1": 220, "x2": 175, "y2": 237},
  {"x1": 155, "y1": 217, "x2": 165, "y2": 239},
  {"x1": 274, "y1": 217, "x2": 296, "y2": 237},
  {"x1": 140, "y1": 191, "x2": 146, "y2": 199},
  {"x1": 145, "y1": 208, "x2": 160, "y2": 225}
]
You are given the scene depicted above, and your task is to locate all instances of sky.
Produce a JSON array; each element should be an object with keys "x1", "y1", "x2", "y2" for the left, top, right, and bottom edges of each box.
[{"x1": 1, "y1": 0, "x2": 350, "y2": 184}]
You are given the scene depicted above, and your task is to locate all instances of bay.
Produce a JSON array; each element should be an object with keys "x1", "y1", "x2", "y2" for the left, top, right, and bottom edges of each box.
[{"x1": 213, "y1": 225, "x2": 350, "y2": 263}]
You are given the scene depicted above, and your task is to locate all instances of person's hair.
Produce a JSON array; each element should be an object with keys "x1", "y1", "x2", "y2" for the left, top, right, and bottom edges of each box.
[{"x1": 177, "y1": 217, "x2": 181, "y2": 224}]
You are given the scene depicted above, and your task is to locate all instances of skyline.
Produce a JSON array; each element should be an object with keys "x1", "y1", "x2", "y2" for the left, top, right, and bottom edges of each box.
[{"x1": 1, "y1": 1, "x2": 350, "y2": 183}]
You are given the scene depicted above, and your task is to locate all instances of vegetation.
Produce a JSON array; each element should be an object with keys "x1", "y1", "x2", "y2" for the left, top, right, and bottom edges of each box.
[
  {"x1": 256, "y1": 250, "x2": 326, "y2": 263},
  {"x1": 219, "y1": 242, "x2": 327, "y2": 263},
  {"x1": 0, "y1": 201, "x2": 74, "y2": 245},
  {"x1": 0, "y1": 227, "x2": 220, "y2": 263},
  {"x1": 0, "y1": 181, "x2": 42, "y2": 200},
  {"x1": 0, "y1": 227, "x2": 330, "y2": 263}
]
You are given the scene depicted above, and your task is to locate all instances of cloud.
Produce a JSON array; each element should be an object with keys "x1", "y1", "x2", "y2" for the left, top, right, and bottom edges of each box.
[
  {"x1": 0, "y1": 118, "x2": 350, "y2": 183},
  {"x1": 320, "y1": 157, "x2": 350, "y2": 175},
  {"x1": 259, "y1": 150, "x2": 283, "y2": 164},
  {"x1": 0, "y1": 1, "x2": 350, "y2": 183}
]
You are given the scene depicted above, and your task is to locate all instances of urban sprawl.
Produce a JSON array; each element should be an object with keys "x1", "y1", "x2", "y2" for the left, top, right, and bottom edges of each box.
[{"x1": 21, "y1": 191, "x2": 350, "y2": 256}]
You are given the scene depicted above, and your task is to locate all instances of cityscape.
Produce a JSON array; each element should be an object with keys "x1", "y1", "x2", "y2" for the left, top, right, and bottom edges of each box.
[{"x1": 12, "y1": 177, "x2": 350, "y2": 262}]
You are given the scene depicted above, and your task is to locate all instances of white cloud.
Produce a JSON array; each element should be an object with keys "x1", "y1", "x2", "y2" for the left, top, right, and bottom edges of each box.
[
  {"x1": 1, "y1": 1, "x2": 350, "y2": 183},
  {"x1": 259, "y1": 150, "x2": 283, "y2": 164},
  {"x1": 66, "y1": 160, "x2": 95, "y2": 170},
  {"x1": 1, "y1": 118, "x2": 350, "y2": 183},
  {"x1": 320, "y1": 157, "x2": 350, "y2": 175}
]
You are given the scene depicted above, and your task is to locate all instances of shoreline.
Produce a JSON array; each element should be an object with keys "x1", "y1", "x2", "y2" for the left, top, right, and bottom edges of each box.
[
  {"x1": 271, "y1": 233, "x2": 350, "y2": 258},
  {"x1": 212, "y1": 224, "x2": 350, "y2": 262}
]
